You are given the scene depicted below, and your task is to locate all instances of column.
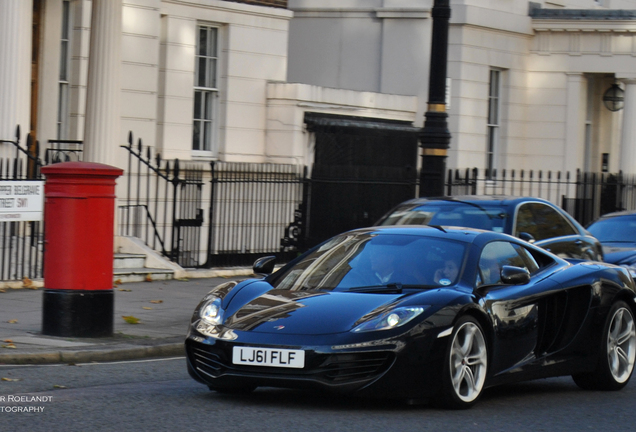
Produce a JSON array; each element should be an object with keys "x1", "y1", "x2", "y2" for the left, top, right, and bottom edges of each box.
[
  {"x1": 0, "y1": 0, "x2": 32, "y2": 148},
  {"x1": 83, "y1": 0, "x2": 122, "y2": 166},
  {"x1": 619, "y1": 79, "x2": 636, "y2": 175}
]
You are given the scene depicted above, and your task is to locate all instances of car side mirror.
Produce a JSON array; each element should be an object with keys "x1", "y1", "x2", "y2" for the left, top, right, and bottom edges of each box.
[
  {"x1": 518, "y1": 232, "x2": 535, "y2": 243},
  {"x1": 253, "y1": 256, "x2": 276, "y2": 276},
  {"x1": 501, "y1": 265, "x2": 531, "y2": 285}
]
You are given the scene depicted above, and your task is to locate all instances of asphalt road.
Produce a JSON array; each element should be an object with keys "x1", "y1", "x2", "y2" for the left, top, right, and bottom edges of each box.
[{"x1": 0, "y1": 356, "x2": 632, "y2": 431}]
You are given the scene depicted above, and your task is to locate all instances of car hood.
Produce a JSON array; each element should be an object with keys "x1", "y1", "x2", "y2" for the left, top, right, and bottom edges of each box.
[{"x1": 222, "y1": 281, "x2": 446, "y2": 335}]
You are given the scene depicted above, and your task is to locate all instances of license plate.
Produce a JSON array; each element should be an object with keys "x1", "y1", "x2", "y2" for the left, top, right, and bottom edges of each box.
[{"x1": 232, "y1": 346, "x2": 305, "y2": 369}]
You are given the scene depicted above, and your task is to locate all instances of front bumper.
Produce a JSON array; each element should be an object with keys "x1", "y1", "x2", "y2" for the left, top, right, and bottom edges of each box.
[{"x1": 185, "y1": 323, "x2": 447, "y2": 399}]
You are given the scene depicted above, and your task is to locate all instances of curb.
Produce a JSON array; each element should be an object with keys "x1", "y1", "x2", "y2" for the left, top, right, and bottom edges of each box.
[{"x1": 0, "y1": 343, "x2": 185, "y2": 365}]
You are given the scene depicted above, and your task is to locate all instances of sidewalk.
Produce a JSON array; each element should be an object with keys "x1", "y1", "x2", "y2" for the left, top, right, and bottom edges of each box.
[{"x1": 0, "y1": 275, "x2": 246, "y2": 365}]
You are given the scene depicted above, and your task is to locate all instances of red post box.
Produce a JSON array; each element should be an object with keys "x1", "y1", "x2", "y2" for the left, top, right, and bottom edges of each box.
[{"x1": 41, "y1": 161, "x2": 123, "y2": 337}]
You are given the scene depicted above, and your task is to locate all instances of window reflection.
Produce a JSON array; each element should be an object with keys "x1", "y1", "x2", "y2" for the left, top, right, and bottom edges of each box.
[{"x1": 272, "y1": 233, "x2": 467, "y2": 291}]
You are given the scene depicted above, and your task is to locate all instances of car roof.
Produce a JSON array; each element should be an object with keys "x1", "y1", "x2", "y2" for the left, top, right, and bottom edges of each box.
[{"x1": 395, "y1": 195, "x2": 551, "y2": 207}]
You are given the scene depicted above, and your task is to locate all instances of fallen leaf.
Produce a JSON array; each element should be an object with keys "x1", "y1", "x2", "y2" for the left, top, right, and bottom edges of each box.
[
  {"x1": 114, "y1": 279, "x2": 122, "y2": 285},
  {"x1": 122, "y1": 315, "x2": 140, "y2": 324},
  {"x1": 53, "y1": 385, "x2": 67, "y2": 389},
  {"x1": 0, "y1": 289, "x2": 6, "y2": 293},
  {"x1": 3, "y1": 339, "x2": 13, "y2": 343},
  {"x1": 149, "y1": 300, "x2": 163, "y2": 304},
  {"x1": 142, "y1": 307, "x2": 153, "y2": 310},
  {"x1": 2, "y1": 344, "x2": 17, "y2": 349},
  {"x1": 22, "y1": 276, "x2": 34, "y2": 289},
  {"x1": 145, "y1": 274, "x2": 153, "y2": 282},
  {"x1": 7, "y1": 319, "x2": 17, "y2": 324},
  {"x1": 1, "y1": 377, "x2": 21, "y2": 382},
  {"x1": 118, "y1": 289, "x2": 132, "y2": 292}
]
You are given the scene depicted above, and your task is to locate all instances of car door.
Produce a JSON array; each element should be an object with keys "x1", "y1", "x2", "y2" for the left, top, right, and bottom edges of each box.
[
  {"x1": 514, "y1": 202, "x2": 593, "y2": 259},
  {"x1": 476, "y1": 240, "x2": 563, "y2": 377}
]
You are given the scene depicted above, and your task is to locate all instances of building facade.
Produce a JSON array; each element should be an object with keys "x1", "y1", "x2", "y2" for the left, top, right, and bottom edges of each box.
[
  {"x1": 3, "y1": 0, "x2": 636, "y2": 273},
  {"x1": 287, "y1": 0, "x2": 636, "y2": 175},
  {"x1": 5, "y1": 1, "x2": 636, "y2": 174}
]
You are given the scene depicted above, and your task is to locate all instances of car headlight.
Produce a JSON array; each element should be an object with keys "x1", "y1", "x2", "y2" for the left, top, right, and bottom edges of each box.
[
  {"x1": 199, "y1": 296, "x2": 224, "y2": 325},
  {"x1": 352, "y1": 306, "x2": 428, "y2": 333}
]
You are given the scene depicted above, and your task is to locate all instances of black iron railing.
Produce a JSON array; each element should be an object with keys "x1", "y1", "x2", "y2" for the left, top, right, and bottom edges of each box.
[
  {"x1": 45, "y1": 139, "x2": 83, "y2": 164},
  {"x1": 0, "y1": 126, "x2": 44, "y2": 280},
  {"x1": 207, "y1": 161, "x2": 306, "y2": 267},
  {"x1": 119, "y1": 133, "x2": 180, "y2": 260},
  {"x1": 119, "y1": 133, "x2": 306, "y2": 268}
]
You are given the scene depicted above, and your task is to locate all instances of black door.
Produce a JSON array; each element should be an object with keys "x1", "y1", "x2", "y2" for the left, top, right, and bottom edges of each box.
[{"x1": 305, "y1": 113, "x2": 419, "y2": 247}]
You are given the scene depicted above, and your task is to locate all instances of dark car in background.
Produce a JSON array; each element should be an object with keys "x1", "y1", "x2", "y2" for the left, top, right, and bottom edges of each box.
[
  {"x1": 587, "y1": 210, "x2": 636, "y2": 272},
  {"x1": 375, "y1": 196, "x2": 603, "y2": 261}
]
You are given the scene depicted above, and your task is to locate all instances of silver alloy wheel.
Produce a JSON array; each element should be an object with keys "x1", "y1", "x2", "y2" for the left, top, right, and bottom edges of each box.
[
  {"x1": 449, "y1": 321, "x2": 488, "y2": 403},
  {"x1": 607, "y1": 306, "x2": 636, "y2": 383}
]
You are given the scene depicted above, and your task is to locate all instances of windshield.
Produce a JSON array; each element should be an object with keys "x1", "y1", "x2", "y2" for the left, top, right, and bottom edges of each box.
[
  {"x1": 271, "y1": 232, "x2": 467, "y2": 291},
  {"x1": 588, "y1": 216, "x2": 636, "y2": 243},
  {"x1": 378, "y1": 202, "x2": 507, "y2": 233}
]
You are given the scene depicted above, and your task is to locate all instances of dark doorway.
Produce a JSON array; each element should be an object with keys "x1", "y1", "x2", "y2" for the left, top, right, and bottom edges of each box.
[{"x1": 305, "y1": 113, "x2": 419, "y2": 247}]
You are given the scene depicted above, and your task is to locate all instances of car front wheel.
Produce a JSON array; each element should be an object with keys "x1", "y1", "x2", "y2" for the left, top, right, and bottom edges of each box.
[
  {"x1": 573, "y1": 300, "x2": 636, "y2": 390},
  {"x1": 435, "y1": 316, "x2": 488, "y2": 409}
]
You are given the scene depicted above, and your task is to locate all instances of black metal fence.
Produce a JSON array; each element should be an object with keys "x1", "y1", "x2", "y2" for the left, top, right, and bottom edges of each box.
[
  {"x1": 0, "y1": 126, "x2": 45, "y2": 281},
  {"x1": 45, "y1": 139, "x2": 83, "y2": 164},
  {"x1": 119, "y1": 136, "x2": 306, "y2": 268}
]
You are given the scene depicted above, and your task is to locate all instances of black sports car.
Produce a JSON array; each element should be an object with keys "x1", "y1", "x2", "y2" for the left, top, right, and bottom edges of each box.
[
  {"x1": 375, "y1": 195, "x2": 603, "y2": 261},
  {"x1": 185, "y1": 226, "x2": 636, "y2": 409}
]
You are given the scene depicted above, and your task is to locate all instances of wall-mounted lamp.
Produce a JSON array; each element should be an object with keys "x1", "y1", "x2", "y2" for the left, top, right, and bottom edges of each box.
[{"x1": 603, "y1": 83, "x2": 625, "y2": 111}]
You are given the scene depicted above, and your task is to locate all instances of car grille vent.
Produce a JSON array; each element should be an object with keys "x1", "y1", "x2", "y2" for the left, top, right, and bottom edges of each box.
[
  {"x1": 188, "y1": 343, "x2": 394, "y2": 384},
  {"x1": 319, "y1": 352, "x2": 393, "y2": 382},
  {"x1": 190, "y1": 346, "x2": 226, "y2": 378}
]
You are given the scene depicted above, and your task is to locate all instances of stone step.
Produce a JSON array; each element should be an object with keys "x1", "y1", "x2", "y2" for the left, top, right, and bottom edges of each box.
[
  {"x1": 113, "y1": 267, "x2": 174, "y2": 283},
  {"x1": 113, "y1": 252, "x2": 175, "y2": 283},
  {"x1": 114, "y1": 253, "x2": 146, "y2": 269}
]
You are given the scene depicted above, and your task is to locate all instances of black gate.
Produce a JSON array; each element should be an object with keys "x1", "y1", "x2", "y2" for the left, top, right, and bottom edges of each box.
[
  {"x1": 119, "y1": 135, "x2": 207, "y2": 268},
  {"x1": 171, "y1": 162, "x2": 205, "y2": 267},
  {"x1": 304, "y1": 113, "x2": 419, "y2": 247}
]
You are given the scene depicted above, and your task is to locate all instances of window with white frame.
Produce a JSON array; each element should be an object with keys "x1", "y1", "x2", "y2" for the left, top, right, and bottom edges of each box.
[
  {"x1": 57, "y1": 0, "x2": 71, "y2": 139},
  {"x1": 486, "y1": 69, "x2": 501, "y2": 177},
  {"x1": 193, "y1": 25, "x2": 219, "y2": 155}
]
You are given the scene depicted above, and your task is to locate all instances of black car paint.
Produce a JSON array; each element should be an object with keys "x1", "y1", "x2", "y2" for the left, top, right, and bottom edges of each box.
[{"x1": 186, "y1": 227, "x2": 634, "y2": 400}]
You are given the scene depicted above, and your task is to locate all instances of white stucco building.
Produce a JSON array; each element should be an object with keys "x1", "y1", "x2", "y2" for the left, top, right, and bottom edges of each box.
[
  {"x1": 3, "y1": 0, "x2": 636, "y2": 175},
  {"x1": 287, "y1": 0, "x2": 636, "y2": 176}
]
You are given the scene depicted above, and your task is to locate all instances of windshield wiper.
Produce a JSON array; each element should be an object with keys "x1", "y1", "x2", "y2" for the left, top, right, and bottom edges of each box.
[{"x1": 429, "y1": 225, "x2": 447, "y2": 233}]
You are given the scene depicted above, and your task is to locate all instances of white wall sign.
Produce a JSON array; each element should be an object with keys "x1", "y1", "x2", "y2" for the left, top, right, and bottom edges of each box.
[{"x1": 0, "y1": 181, "x2": 45, "y2": 221}]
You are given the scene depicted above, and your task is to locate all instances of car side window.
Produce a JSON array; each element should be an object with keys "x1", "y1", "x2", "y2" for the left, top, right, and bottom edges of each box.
[
  {"x1": 515, "y1": 203, "x2": 577, "y2": 241},
  {"x1": 477, "y1": 241, "x2": 539, "y2": 287}
]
